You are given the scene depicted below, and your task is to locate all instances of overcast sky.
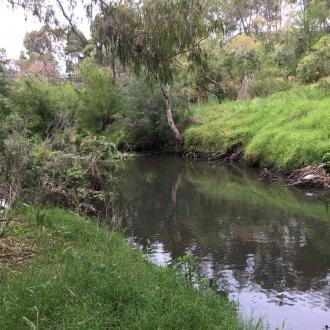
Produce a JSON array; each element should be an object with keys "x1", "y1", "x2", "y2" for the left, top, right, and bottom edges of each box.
[
  {"x1": 0, "y1": 1, "x2": 90, "y2": 60},
  {"x1": 0, "y1": 3, "x2": 42, "y2": 58}
]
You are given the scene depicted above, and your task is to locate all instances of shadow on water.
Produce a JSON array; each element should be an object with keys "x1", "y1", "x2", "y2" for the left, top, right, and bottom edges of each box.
[{"x1": 115, "y1": 155, "x2": 330, "y2": 330}]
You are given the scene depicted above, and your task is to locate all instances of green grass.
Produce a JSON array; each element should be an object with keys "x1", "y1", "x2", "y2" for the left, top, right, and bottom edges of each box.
[
  {"x1": 184, "y1": 85, "x2": 330, "y2": 172},
  {"x1": 0, "y1": 207, "x2": 249, "y2": 330}
]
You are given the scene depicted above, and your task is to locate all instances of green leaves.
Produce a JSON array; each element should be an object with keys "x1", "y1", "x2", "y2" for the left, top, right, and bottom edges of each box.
[{"x1": 93, "y1": 0, "x2": 212, "y2": 85}]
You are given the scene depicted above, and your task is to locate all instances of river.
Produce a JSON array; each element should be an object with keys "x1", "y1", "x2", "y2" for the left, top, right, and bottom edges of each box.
[{"x1": 116, "y1": 155, "x2": 330, "y2": 330}]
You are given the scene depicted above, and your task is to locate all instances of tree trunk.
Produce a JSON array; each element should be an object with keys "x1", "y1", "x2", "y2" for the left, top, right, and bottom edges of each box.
[
  {"x1": 237, "y1": 74, "x2": 255, "y2": 100},
  {"x1": 161, "y1": 85, "x2": 183, "y2": 144}
]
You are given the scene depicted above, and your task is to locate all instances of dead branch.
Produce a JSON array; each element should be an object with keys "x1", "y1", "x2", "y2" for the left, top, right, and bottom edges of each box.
[{"x1": 288, "y1": 165, "x2": 330, "y2": 188}]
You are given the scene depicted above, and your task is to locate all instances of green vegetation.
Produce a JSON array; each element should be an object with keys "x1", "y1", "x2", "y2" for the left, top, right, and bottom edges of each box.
[
  {"x1": 184, "y1": 85, "x2": 330, "y2": 171},
  {"x1": 0, "y1": 207, "x2": 246, "y2": 330},
  {"x1": 0, "y1": 1, "x2": 329, "y2": 327}
]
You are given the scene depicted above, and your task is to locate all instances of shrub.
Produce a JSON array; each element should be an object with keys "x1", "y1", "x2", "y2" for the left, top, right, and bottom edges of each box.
[
  {"x1": 322, "y1": 152, "x2": 330, "y2": 174},
  {"x1": 9, "y1": 78, "x2": 78, "y2": 137},
  {"x1": 297, "y1": 36, "x2": 330, "y2": 83},
  {"x1": 317, "y1": 77, "x2": 330, "y2": 92},
  {"x1": 108, "y1": 76, "x2": 186, "y2": 150},
  {"x1": 249, "y1": 78, "x2": 291, "y2": 98},
  {"x1": 77, "y1": 59, "x2": 124, "y2": 132}
]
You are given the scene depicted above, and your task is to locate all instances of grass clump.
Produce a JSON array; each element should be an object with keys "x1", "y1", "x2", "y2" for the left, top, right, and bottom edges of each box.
[
  {"x1": 184, "y1": 85, "x2": 330, "y2": 172},
  {"x1": 0, "y1": 207, "x2": 246, "y2": 329}
]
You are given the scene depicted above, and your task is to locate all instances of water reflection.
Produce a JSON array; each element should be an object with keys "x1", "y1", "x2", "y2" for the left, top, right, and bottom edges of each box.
[{"x1": 116, "y1": 155, "x2": 330, "y2": 330}]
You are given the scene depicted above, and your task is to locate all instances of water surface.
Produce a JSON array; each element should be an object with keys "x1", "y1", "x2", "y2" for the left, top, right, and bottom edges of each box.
[{"x1": 117, "y1": 155, "x2": 330, "y2": 330}]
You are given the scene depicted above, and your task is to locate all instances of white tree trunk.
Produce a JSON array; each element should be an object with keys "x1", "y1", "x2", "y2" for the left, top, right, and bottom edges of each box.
[
  {"x1": 237, "y1": 74, "x2": 255, "y2": 100},
  {"x1": 161, "y1": 85, "x2": 183, "y2": 144}
]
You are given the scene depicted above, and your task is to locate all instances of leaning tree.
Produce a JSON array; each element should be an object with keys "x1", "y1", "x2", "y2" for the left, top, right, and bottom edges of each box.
[{"x1": 92, "y1": 0, "x2": 213, "y2": 143}]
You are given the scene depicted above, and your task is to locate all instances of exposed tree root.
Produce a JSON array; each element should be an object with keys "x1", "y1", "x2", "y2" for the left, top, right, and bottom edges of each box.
[{"x1": 208, "y1": 142, "x2": 243, "y2": 162}]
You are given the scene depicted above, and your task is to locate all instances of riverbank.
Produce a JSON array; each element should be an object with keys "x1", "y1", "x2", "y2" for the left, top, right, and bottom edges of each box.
[
  {"x1": 184, "y1": 85, "x2": 330, "y2": 175},
  {"x1": 0, "y1": 207, "x2": 254, "y2": 329}
]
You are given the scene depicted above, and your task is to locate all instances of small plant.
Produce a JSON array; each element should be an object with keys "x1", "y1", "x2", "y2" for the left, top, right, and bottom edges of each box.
[
  {"x1": 0, "y1": 121, "x2": 29, "y2": 236},
  {"x1": 322, "y1": 152, "x2": 330, "y2": 175},
  {"x1": 174, "y1": 251, "x2": 202, "y2": 287},
  {"x1": 318, "y1": 78, "x2": 330, "y2": 93}
]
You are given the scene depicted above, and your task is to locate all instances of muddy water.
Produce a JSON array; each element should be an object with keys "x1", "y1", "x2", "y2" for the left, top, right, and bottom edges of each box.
[{"x1": 117, "y1": 155, "x2": 330, "y2": 330}]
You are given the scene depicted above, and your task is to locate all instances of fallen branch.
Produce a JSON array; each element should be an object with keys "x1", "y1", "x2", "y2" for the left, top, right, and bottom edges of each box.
[
  {"x1": 288, "y1": 165, "x2": 330, "y2": 188},
  {"x1": 259, "y1": 168, "x2": 281, "y2": 181},
  {"x1": 208, "y1": 142, "x2": 243, "y2": 163}
]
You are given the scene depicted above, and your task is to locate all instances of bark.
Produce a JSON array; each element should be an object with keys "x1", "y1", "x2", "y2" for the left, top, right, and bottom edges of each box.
[
  {"x1": 238, "y1": 10, "x2": 249, "y2": 35},
  {"x1": 237, "y1": 74, "x2": 255, "y2": 101},
  {"x1": 161, "y1": 85, "x2": 183, "y2": 144}
]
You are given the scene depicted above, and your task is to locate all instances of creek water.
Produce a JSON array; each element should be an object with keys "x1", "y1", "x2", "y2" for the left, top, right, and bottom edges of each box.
[{"x1": 116, "y1": 155, "x2": 330, "y2": 330}]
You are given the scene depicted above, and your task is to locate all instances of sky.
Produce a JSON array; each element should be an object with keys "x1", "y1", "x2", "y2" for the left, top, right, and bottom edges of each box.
[
  {"x1": 0, "y1": 3, "x2": 42, "y2": 59},
  {"x1": 0, "y1": 1, "x2": 90, "y2": 60}
]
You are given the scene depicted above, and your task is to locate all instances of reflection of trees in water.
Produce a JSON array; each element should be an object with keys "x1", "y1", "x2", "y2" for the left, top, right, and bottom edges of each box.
[{"x1": 116, "y1": 156, "x2": 330, "y2": 303}]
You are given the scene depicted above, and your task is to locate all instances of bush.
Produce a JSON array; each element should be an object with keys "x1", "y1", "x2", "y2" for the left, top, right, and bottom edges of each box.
[
  {"x1": 108, "y1": 76, "x2": 187, "y2": 150},
  {"x1": 79, "y1": 135, "x2": 123, "y2": 160},
  {"x1": 77, "y1": 59, "x2": 124, "y2": 133},
  {"x1": 317, "y1": 77, "x2": 330, "y2": 92},
  {"x1": 297, "y1": 53, "x2": 320, "y2": 83},
  {"x1": 297, "y1": 36, "x2": 330, "y2": 84},
  {"x1": 249, "y1": 78, "x2": 291, "y2": 98},
  {"x1": 9, "y1": 78, "x2": 78, "y2": 137},
  {"x1": 322, "y1": 152, "x2": 330, "y2": 174}
]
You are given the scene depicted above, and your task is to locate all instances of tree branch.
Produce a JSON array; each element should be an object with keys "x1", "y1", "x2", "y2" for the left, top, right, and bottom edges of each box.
[{"x1": 54, "y1": 0, "x2": 87, "y2": 45}]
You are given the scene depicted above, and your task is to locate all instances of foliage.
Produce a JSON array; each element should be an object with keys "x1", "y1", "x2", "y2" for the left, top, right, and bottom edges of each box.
[
  {"x1": 78, "y1": 59, "x2": 124, "y2": 132},
  {"x1": 297, "y1": 35, "x2": 330, "y2": 83},
  {"x1": 322, "y1": 153, "x2": 330, "y2": 175},
  {"x1": 108, "y1": 76, "x2": 188, "y2": 150},
  {"x1": 0, "y1": 115, "x2": 30, "y2": 236},
  {"x1": 294, "y1": 0, "x2": 330, "y2": 52},
  {"x1": 174, "y1": 252, "x2": 203, "y2": 287},
  {"x1": 78, "y1": 135, "x2": 118, "y2": 160},
  {"x1": 23, "y1": 27, "x2": 54, "y2": 56},
  {"x1": 186, "y1": 35, "x2": 261, "y2": 102},
  {"x1": 249, "y1": 77, "x2": 291, "y2": 98},
  {"x1": 317, "y1": 77, "x2": 330, "y2": 91},
  {"x1": 5, "y1": 0, "x2": 330, "y2": 148},
  {"x1": 0, "y1": 207, "x2": 249, "y2": 329},
  {"x1": 26, "y1": 134, "x2": 121, "y2": 217},
  {"x1": 64, "y1": 28, "x2": 89, "y2": 77},
  {"x1": 185, "y1": 34, "x2": 296, "y2": 102},
  {"x1": 8, "y1": 78, "x2": 78, "y2": 137},
  {"x1": 2, "y1": 0, "x2": 330, "y2": 167},
  {"x1": 0, "y1": 49, "x2": 10, "y2": 119},
  {"x1": 0, "y1": 111, "x2": 123, "y2": 228},
  {"x1": 92, "y1": 0, "x2": 211, "y2": 85}
]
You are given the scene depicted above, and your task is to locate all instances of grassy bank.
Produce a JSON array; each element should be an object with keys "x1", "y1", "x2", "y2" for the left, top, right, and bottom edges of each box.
[
  {"x1": 0, "y1": 207, "x2": 248, "y2": 329},
  {"x1": 184, "y1": 86, "x2": 330, "y2": 172}
]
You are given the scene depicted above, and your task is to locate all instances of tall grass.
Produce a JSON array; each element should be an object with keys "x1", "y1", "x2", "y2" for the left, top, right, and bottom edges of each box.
[
  {"x1": 0, "y1": 207, "x2": 249, "y2": 329},
  {"x1": 184, "y1": 86, "x2": 330, "y2": 172}
]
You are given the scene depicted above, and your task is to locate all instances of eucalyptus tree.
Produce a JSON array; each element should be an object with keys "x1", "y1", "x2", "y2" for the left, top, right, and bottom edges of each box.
[
  {"x1": 91, "y1": 0, "x2": 213, "y2": 143},
  {"x1": 7, "y1": 0, "x2": 213, "y2": 142}
]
